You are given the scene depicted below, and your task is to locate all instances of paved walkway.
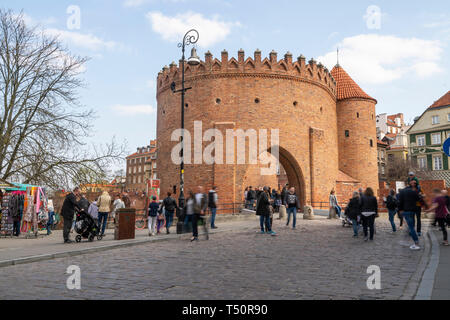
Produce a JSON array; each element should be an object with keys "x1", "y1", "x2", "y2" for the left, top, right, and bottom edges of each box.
[
  {"x1": 0, "y1": 215, "x2": 429, "y2": 300},
  {"x1": 431, "y1": 227, "x2": 450, "y2": 300},
  {"x1": 0, "y1": 214, "x2": 255, "y2": 265}
]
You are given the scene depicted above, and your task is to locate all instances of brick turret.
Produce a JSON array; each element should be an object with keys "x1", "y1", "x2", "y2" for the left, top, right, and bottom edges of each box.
[{"x1": 331, "y1": 64, "x2": 378, "y2": 193}]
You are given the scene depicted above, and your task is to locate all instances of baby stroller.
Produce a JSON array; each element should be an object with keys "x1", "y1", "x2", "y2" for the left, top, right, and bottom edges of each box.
[
  {"x1": 74, "y1": 209, "x2": 103, "y2": 243},
  {"x1": 341, "y1": 206, "x2": 354, "y2": 228}
]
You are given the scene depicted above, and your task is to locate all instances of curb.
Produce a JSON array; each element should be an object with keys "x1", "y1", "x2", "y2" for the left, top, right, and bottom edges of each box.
[
  {"x1": 400, "y1": 230, "x2": 432, "y2": 300},
  {"x1": 414, "y1": 231, "x2": 440, "y2": 300}
]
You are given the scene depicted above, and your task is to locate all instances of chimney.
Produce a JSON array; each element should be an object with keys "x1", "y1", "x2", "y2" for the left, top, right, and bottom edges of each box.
[
  {"x1": 269, "y1": 50, "x2": 278, "y2": 64},
  {"x1": 238, "y1": 49, "x2": 245, "y2": 63}
]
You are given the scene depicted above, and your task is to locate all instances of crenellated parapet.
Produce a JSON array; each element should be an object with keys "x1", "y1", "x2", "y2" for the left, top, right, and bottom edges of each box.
[{"x1": 157, "y1": 49, "x2": 337, "y2": 98}]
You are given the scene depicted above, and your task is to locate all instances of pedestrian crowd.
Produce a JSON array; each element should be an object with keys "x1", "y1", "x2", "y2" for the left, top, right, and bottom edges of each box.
[{"x1": 338, "y1": 171, "x2": 450, "y2": 250}]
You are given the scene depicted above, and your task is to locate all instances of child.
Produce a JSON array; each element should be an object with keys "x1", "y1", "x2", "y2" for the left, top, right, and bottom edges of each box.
[{"x1": 156, "y1": 200, "x2": 165, "y2": 235}]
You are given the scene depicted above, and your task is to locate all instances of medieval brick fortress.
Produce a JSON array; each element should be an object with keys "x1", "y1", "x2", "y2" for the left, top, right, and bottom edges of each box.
[{"x1": 156, "y1": 49, "x2": 378, "y2": 208}]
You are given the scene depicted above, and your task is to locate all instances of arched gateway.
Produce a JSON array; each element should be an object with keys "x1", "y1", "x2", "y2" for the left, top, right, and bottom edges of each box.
[{"x1": 156, "y1": 49, "x2": 378, "y2": 213}]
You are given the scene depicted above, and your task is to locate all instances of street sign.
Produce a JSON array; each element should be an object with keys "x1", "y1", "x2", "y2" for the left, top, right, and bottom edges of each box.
[{"x1": 444, "y1": 138, "x2": 450, "y2": 157}]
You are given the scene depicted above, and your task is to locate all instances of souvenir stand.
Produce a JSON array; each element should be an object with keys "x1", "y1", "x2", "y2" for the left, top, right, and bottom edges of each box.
[
  {"x1": 0, "y1": 180, "x2": 20, "y2": 237},
  {"x1": 2, "y1": 183, "x2": 49, "y2": 238}
]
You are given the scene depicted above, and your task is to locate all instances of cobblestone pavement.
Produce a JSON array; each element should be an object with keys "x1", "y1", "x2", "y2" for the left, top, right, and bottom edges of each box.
[{"x1": 0, "y1": 218, "x2": 426, "y2": 300}]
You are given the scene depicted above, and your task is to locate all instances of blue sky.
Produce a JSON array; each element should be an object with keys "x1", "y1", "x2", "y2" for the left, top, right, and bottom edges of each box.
[{"x1": 2, "y1": 0, "x2": 450, "y2": 167}]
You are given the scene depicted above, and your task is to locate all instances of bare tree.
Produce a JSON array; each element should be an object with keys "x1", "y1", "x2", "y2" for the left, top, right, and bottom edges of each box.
[{"x1": 0, "y1": 10, "x2": 125, "y2": 189}]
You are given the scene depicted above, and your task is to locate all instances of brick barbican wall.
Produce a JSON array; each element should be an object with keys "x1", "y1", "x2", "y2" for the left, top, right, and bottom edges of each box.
[{"x1": 156, "y1": 50, "x2": 377, "y2": 213}]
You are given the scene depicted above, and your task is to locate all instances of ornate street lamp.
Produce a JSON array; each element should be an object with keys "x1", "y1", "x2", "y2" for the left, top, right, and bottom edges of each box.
[{"x1": 171, "y1": 29, "x2": 199, "y2": 234}]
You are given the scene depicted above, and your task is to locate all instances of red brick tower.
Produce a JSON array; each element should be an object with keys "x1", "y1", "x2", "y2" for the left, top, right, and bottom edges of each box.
[{"x1": 331, "y1": 64, "x2": 378, "y2": 193}]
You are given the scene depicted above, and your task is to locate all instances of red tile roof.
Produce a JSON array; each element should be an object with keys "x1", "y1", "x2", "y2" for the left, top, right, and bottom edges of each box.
[
  {"x1": 429, "y1": 91, "x2": 450, "y2": 109},
  {"x1": 377, "y1": 140, "x2": 388, "y2": 146},
  {"x1": 331, "y1": 65, "x2": 377, "y2": 102}
]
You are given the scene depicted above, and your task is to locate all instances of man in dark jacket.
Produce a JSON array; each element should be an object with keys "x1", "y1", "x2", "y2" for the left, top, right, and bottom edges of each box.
[
  {"x1": 281, "y1": 184, "x2": 289, "y2": 206},
  {"x1": 256, "y1": 187, "x2": 276, "y2": 235},
  {"x1": 208, "y1": 186, "x2": 219, "y2": 229},
  {"x1": 246, "y1": 186, "x2": 256, "y2": 209},
  {"x1": 161, "y1": 192, "x2": 177, "y2": 234},
  {"x1": 61, "y1": 187, "x2": 81, "y2": 243},
  {"x1": 398, "y1": 184, "x2": 421, "y2": 250}
]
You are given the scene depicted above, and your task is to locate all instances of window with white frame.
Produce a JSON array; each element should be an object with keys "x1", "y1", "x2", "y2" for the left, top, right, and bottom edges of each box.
[
  {"x1": 153, "y1": 162, "x2": 157, "y2": 169},
  {"x1": 418, "y1": 157, "x2": 427, "y2": 169},
  {"x1": 417, "y1": 135, "x2": 426, "y2": 146},
  {"x1": 432, "y1": 115, "x2": 440, "y2": 125},
  {"x1": 448, "y1": 114, "x2": 450, "y2": 122},
  {"x1": 381, "y1": 166, "x2": 385, "y2": 174},
  {"x1": 432, "y1": 133, "x2": 442, "y2": 145},
  {"x1": 433, "y1": 155, "x2": 443, "y2": 170},
  {"x1": 153, "y1": 173, "x2": 157, "y2": 179}
]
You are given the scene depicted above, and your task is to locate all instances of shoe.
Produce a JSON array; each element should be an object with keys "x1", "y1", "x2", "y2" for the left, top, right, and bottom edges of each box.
[
  {"x1": 364, "y1": 237, "x2": 369, "y2": 242},
  {"x1": 64, "y1": 239, "x2": 73, "y2": 244},
  {"x1": 269, "y1": 231, "x2": 277, "y2": 236},
  {"x1": 211, "y1": 226, "x2": 218, "y2": 229},
  {"x1": 190, "y1": 237, "x2": 199, "y2": 242},
  {"x1": 443, "y1": 241, "x2": 449, "y2": 246},
  {"x1": 353, "y1": 235, "x2": 358, "y2": 238},
  {"x1": 166, "y1": 229, "x2": 170, "y2": 234},
  {"x1": 410, "y1": 244, "x2": 421, "y2": 250},
  {"x1": 259, "y1": 231, "x2": 265, "y2": 234},
  {"x1": 418, "y1": 232, "x2": 422, "y2": 237}
]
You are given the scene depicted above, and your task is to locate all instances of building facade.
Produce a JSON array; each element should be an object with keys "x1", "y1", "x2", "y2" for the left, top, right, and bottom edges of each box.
[
  {"x1": 377, "y1": 140, "x2": 388, "y2": 180},
  {"x1": 156, "y1": 50, "x2": 378, "y2": 209},
  {"x1": 408, "y1": 91, "x2": 450, "y2": 182},
  {"x1": 126, "y1": 140, "x2": 158, "y2": 192}
]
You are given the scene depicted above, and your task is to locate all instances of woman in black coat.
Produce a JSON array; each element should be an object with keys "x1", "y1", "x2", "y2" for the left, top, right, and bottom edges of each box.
[
  {"x1": 360, "y1": 188, "x2": 378, "y2": 241},
  {"x1": 345, "y1": 192, "x2": 362, "y2": 237},
  {"x1": 256, "y1": 187, "x2": 275, "y2": 235}
]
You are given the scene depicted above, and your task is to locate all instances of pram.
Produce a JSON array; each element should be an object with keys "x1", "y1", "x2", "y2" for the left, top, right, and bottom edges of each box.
[
  {"x1": 74, "y1": 209, "x2": 103, "y2": 243},
  {"x1": 340, "y1": 208, "x2": 354, "y2": 228}
]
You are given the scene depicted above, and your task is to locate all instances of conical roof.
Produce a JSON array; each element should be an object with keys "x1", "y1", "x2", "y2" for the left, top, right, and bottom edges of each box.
[
  {"x1": 429, "y1": 91, "x2": 450, "y2": 109},
  {"x1": 331, "y1": 65, "x2": 377, "y2": 103}
]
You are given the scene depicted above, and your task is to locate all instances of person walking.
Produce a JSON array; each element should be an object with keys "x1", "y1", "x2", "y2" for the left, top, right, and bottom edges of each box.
[
  {"x1": 46, "y1": 204, "x2": 56, "y2": 236},
  {"x1": 409, "y1": 179, "x2": 424, "y2": 236},
  {"x1": 148, "y1": 196, "x2": 159, "y2": 236},
  {"x1": 246, "y1": 186, "x2": 256, "y2": 210},
  {"x1": 281, "y1": 184, "x2": 289, "y2": 206},
  {"x1": 425, "y1": 189, "x2": 449, "y2": 246},
  {"x1": 191, "y1": 186, "x2": 207, "y2": 242},
  {"x1": 156, "y1": 201, "x2": 165, "y2": 235},
  {"x1": 328, "y1": 189, "x2": 340, "y2": 219},
  {"x1": 256, "y1": 186, "x2": 276, "y2": 235},
  {"x1": 184, "y1": 191, "x2": 195, "y2": 231},
  {"x1": 345, "y1": 192, "x2": 362, "y2": 237},
  {"x1": 285, "y1": 187, "x2": 300, "y2": 229},
  {"x1": 61, "y1": 187, "x2": 81, "y2": 244},
  {"x1": 398, "y1": 184, "x2": 421, "y2": 250},
  {"x1": 97, "y1": 191, "x2": 112, "y2": 237},
  {"x1": 385, "y1": 189, "x2": 398, "y2": 233},
  {"x1": 360, "y1": 188, "x2": 378, "y2": 242},
  {"x1": 88, "y1": 199, "x2": 99, "y2": 229},
  {"x1": 112, "y1": 194, "x2": 125, "y2": 220},
  {"x1": 161, "y1": 192, "x2": 177, "y2": 234},
  {"x1": 208, "y1": 186, "x2": 219, "y2": 229}
]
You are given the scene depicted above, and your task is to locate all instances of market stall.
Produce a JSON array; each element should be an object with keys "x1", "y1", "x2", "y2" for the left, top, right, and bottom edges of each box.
[{"x1": 0, "y1": 183, "x2": 49, "y2": 238}]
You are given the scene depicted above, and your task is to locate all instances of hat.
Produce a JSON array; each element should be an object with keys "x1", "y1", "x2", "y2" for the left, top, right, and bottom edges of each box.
[{"x1": 409, "y1": 172, "x2": 415, "y2": 176}]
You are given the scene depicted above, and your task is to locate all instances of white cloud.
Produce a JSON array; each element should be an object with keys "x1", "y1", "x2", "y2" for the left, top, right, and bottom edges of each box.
[
  {"x1": 124, "y1": 0, "x2": 185, "y2": 7},
  {"x1": 318, "y1": 34, "x2": 444, "y2": 85},
  {"x1": 113, "y1": 104, "x2": 156, "y2": 115},
  {"x1": 146, "y1": 11, "x2": 241, "y2": 47},
  {"x1": 45, "y1": 28, "x2": 119, "y2": 52}
]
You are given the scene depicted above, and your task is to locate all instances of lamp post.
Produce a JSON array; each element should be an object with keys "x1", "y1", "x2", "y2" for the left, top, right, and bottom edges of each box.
[{"x1": 171, "y1": 29, "x2": 200, "y2": 234}]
